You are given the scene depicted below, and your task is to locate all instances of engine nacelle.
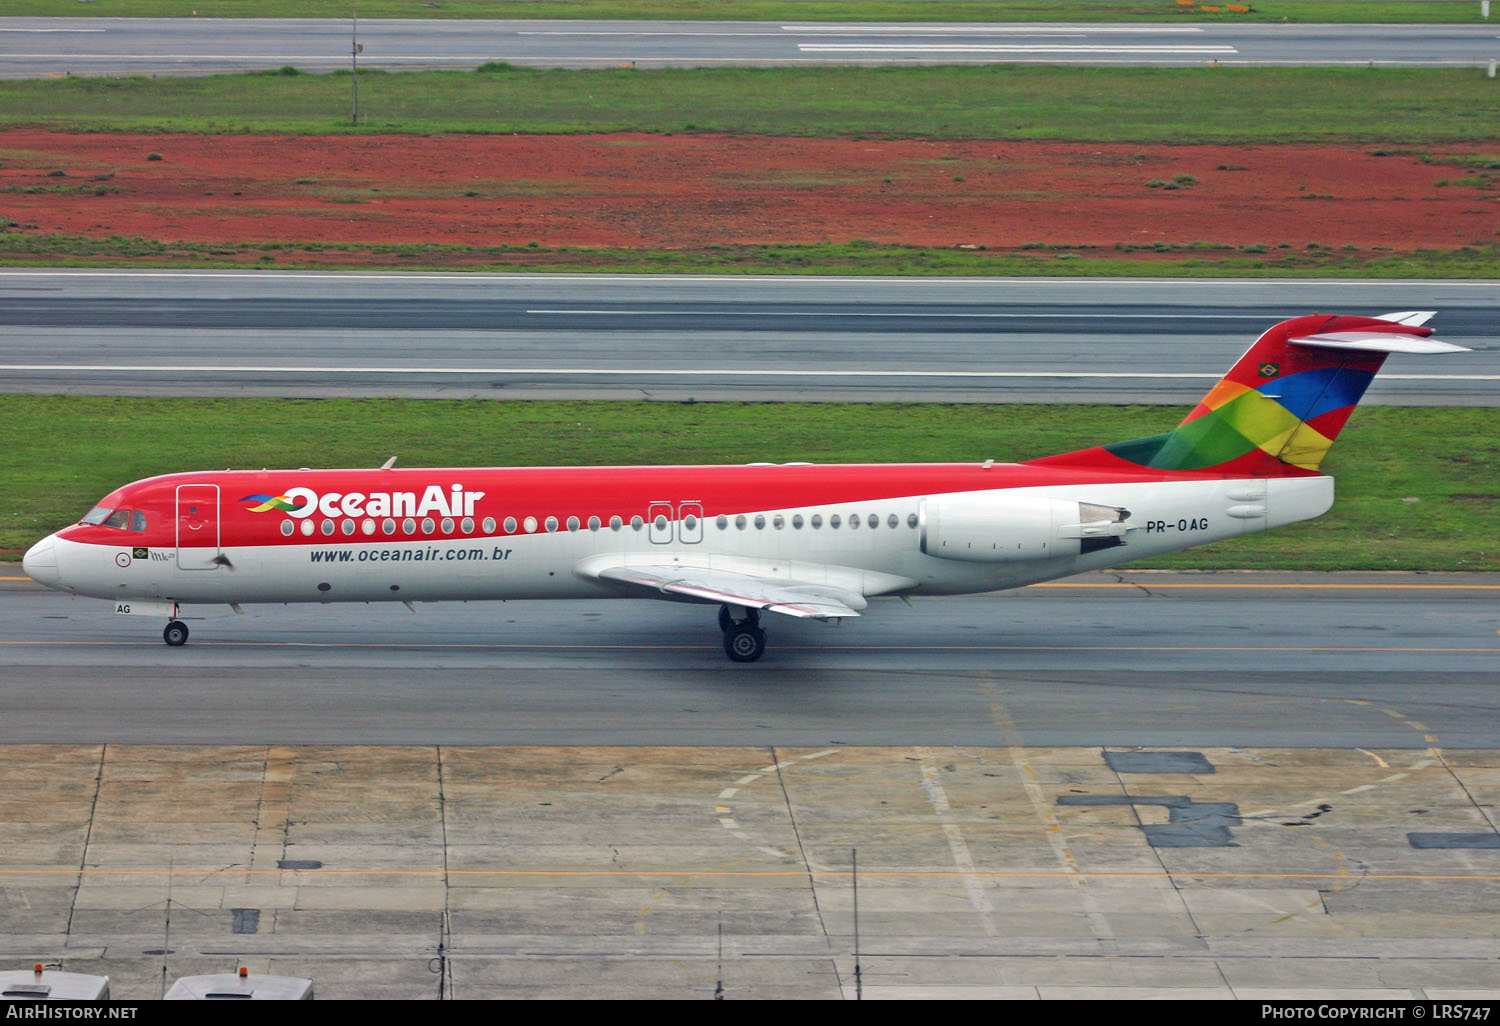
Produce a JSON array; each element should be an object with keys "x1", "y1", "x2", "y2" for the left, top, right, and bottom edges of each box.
[{"x1": 920, "y1": 493, "x2": 1129, "y2": 563}]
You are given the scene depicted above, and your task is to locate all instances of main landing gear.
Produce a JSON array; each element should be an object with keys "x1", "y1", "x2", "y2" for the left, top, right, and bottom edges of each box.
[
  {"x1": 719, "y1": 605, "x2": 766, "y2": 663},
  {"x1": 162, "y1": 620, "x2": 189, "y2": 647}
]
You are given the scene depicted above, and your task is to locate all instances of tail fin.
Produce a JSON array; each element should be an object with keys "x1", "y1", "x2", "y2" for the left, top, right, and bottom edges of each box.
[{"x1": 1032, "y1": 313, "x2": 1467, "y2": 477}]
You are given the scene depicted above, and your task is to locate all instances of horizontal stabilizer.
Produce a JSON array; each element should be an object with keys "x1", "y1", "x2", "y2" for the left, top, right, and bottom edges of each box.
[
  {"x1": 1375, "y1": 310, "x2": 1437, "y2": 327},
  {"x1": 1290, "y1": 331, "x2": 1468, "y2": 355}
]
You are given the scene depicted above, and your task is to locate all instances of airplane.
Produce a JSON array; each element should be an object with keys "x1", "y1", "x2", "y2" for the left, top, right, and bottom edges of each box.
[{"x1": 21, "y1": 312, "x2": 1465, "y2": 662}]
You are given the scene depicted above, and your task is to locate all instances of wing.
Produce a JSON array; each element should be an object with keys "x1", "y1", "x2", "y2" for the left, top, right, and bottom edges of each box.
[{"x1": 588, "y1": 563, "x2": 866, "y2": 621}]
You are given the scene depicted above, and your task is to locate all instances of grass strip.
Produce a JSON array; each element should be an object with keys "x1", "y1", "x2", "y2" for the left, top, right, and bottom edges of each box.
[
  {"x1": 3, "y1": 65, "x2": 1499, "y2": 143},
  {"x1": 5, "y1": 396, "x2": 1495, "y2": 571},
  {"x1": 0, "y1": 1, "x2": 1487, "y2": 24},
  {"x1": 3, "y1": 236, "x2": 1498, "y2": 278}
]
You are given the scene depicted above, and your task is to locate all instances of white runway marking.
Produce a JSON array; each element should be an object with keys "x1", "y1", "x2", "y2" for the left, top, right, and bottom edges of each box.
[
  {"x1": 2, "y1": 365, "x2": 1492, "y2": 382},
  {"x1": 782, "y1": 25, "x2": 1206, "y2": 34},
  {"x1": 525, "y1": 309, "x2": 1271, "y2": 320},
  {"x1": 800, "y1": 44, "x2": 1238, "y2": 55}
]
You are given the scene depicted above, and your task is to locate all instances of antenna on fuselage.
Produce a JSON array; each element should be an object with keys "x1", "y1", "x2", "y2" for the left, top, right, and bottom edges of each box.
[{"x1": 381, "y1": 456, "x2": 398, "y2": 470}]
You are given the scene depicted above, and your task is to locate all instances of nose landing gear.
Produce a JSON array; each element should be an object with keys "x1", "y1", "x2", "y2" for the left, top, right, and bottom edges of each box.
[
  {"x1": 719, "y1": 605, "x2": 766, "y2": 662},
  {"x1": 162, "y1": 620, "x2": 189, "y2": 647}
]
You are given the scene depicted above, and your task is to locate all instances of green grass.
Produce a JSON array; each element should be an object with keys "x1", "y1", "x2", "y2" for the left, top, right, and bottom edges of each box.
[
  {"x1": 3, "y1": 65, "x2": 1498, "y2": 143},
  {"x1": 5, "y1": 397, "x2": 1495, "y2": 571},
  {"x1": 3, "y1": 236, "x2": 1497, "y2": 278},
  {"x1": 0, "y1": 1, "x2": 1487, "y2": 23}
]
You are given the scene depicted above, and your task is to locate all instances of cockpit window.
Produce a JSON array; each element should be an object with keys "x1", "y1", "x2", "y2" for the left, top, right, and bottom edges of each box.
[
  {"x1": 81, "y1": 506, "x2": 112, "y2": 526},
  {"x1": 130, "y1": 510, "x2": 147, "y2": 532},
  {"x1": 102, "y1": 510, "x2": 132, "y2": 530}
]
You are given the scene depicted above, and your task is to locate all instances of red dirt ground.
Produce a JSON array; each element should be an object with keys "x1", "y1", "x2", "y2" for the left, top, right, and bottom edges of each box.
[{"x1": 1, "y1": 130, "x2": 1497, "y2": 257}]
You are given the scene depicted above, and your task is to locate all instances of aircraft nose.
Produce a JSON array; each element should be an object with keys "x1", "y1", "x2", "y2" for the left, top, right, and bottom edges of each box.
[{"x1": 22, "y1": 535, "x2": 61, "y2": 590}]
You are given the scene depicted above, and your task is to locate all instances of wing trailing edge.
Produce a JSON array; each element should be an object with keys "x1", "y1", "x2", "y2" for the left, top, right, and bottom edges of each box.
[{"x1": 588, "y1": 563, "x2": 867, "y2": 620}]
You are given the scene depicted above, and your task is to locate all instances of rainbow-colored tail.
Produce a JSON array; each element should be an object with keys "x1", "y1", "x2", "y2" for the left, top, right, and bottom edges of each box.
[{"x1": 1034, "y1": 313, "x2": 1466, "y2": 477}]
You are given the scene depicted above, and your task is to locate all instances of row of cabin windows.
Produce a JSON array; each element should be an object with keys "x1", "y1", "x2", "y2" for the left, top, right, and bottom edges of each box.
[
  {"x1": 281, "y1": 515, "x2": 488, "y2": 538},
  {"x1": 279, "y1": 511, "x2": 921, "y2": 538},
  {"x1": 717, "y1": 512, "x2": 918, "y2": 531}
]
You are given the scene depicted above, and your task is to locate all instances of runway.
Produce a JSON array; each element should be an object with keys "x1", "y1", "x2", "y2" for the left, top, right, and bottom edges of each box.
[
  {"x1": 2, "y1": 18, "x2": 1496, "y2": 77},
  {"x1": 3, "y1": 571, "x2": 1496, "y2": 747},
  {"x1": 2, "y1": 270, "x2": 1495, "y2": 403}
]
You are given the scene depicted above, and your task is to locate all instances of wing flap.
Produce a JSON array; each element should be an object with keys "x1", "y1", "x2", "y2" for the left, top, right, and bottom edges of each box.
[{"x1": 592, "y1": 564, "x2": 864, "y2": 620}]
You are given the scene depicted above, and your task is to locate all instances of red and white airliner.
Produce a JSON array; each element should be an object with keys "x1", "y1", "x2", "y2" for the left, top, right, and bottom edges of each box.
[{"x1": 22, "y1": 312, "x2": 1464, "y2": 661}]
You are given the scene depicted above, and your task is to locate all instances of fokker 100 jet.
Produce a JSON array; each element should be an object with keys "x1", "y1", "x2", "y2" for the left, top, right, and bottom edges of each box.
[{"x1": 22, "y1": 312, "x2": 1464, "y2": 661}]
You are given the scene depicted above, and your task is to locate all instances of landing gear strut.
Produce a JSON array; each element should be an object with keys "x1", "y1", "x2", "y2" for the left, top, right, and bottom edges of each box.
[
  {"x1": 162, "y1": 620, "x2": 189, "y2": 647},
  {"x1": 719, "y1": 605, "x2": 766, "y2": 663}
]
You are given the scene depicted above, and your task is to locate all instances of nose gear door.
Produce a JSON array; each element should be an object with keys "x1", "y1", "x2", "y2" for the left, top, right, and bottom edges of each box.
[{"x1": 175, "y1": 484, "x2": 221, "y2": 570}]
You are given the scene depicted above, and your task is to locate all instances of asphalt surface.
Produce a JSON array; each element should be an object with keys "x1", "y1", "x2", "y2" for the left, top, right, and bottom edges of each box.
[
  {"x1": 6, "y1": 739, "x2": 1500, "y2": 999},
  {"x1": 2, "y1": 270, "x2": 1495, "y2": 403},
  {"x1": 2, "y1": 571, "x2": 1496, "y2": 747},
  {"x1": 2, "y1": 18, "x2": 1498, "y2": 77}
]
